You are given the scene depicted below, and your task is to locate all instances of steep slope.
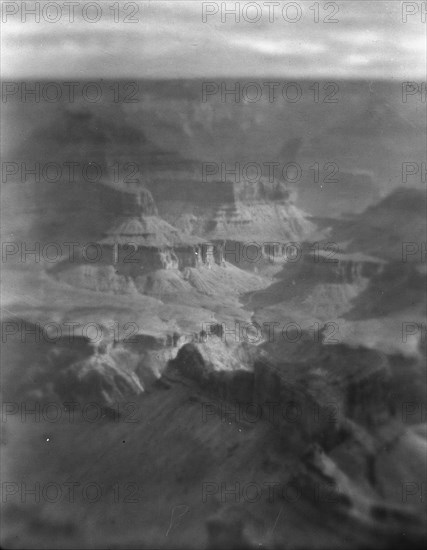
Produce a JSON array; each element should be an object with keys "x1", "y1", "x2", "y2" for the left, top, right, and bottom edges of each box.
[
  {"x1": 245, "y1": 189, "x2": 426, "y2": 356},
  {"x1": 245, "y1": 246, "x2": 385, "y2": 326},
  {"x1": 331, "y1": 188, "x2": 427, "y2": 262},
  {"x1": 158, "y1": 178, "x2": 314, "y2": 241},
  {"x1": 3, "y1": 332, "x2": 426, "y2": 549},
  {"x1": 48, "y1": 185, "x2": 270, "y2": 303}
]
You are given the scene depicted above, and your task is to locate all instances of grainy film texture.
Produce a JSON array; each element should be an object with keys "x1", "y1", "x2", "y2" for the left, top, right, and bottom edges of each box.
[{"x1": 1, "y1": 1, "x2": 426, "y2": 549}]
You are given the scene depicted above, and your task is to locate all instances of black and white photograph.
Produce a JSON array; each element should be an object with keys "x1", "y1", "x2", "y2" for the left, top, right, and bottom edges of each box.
[{"x1": 1, "y1": 1, "x2": 426, "y2": 548}]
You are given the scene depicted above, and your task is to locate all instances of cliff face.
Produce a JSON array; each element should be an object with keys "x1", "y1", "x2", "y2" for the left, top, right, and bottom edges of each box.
[
  {"x1": 320, "y1": 188, "x2": 427, "y2": 321},
  {"x1": 245, "y1": 249, "x2": 385, "y2": 323},
  {"x1": 154, "y1": 178, "x2": 315, "y2": 247},
  {"x1": 51, "y1": 181, "x2": 291, "y2": 297},
  {"x1": 50, "y1": 186, "x2": 227, "y2": 292},
  {"x1": 0, "y1": 317, "x2": 189, "y2": 409},
  {"x1": 331, "y1": 188, "x2": 427, "y2": 262},
  {"x1": 167, "y1": 335, "x2": 393, "y2": 447},
  {"x1": 164, "y1": 332, "x2": 426, "y2": 545},
  {"x1": 285, "y1": 250, "x2": 384, "y2": 286},
  {"x1": 52, "y1": 345, "x2": 145, "y2": 408}
]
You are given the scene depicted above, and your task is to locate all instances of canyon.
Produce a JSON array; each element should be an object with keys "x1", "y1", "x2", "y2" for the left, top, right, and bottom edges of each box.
[{"x1": 1, "y1": 79, "x2": 426, "y2": 550}]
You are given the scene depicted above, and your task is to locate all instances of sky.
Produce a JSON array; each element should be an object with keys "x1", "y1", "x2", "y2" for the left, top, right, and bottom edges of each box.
[{"x1": 1, "y1": 0, "x2": 426, "y2": 78}]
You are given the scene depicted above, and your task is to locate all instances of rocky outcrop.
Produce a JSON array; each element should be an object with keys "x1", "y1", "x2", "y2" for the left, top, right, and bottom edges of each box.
[
  {"x1": 167, "y1": 335, "x2": 394, "y2": 447},
  {"x1": 52, "y1": 343, "x2": 144, "y2": 408},
  {"x1": 152, "y1": 178, "x2": 314, "y2": 278},
  {"x1": 168, "y1": 338, "x2": 255, "y2": 393},
  {"x1": 51, "y1": 184, "x2": 275, "y2": 298},
  {"x1": 1, "y1": 317, "x2": 187, "y2": 410},
  {"x1": 154, "y1": 178, "x2": 315, "y2": 259},
  {"x1": 51, "y1": 187, "x2": 229, "y2": 291}
]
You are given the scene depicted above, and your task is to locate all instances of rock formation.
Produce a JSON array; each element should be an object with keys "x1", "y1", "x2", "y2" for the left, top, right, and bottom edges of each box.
[{"x1": 167, "y1": 333, "x2": 393, "y2": 445}]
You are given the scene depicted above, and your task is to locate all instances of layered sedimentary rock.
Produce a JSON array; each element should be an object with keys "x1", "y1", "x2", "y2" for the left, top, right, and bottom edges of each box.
[
  {"x1": 51, "y1": 184, "x2": 285, "y2": 301},
  {"x1": 152, "y1": 178, "x2": 315, "y2": 268},
  {"x1": 244, "y1": 247, "x2": 386, "y2": 325},
  {"x1": 52, "y1": 187, "x2": 228, "y2": 292},
  {"x1": 319, "y1": 188, "x2": 427, "y2": 321},
  {"x1": 0, "y1": 316, "x2": 188, "y2": 408}
]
